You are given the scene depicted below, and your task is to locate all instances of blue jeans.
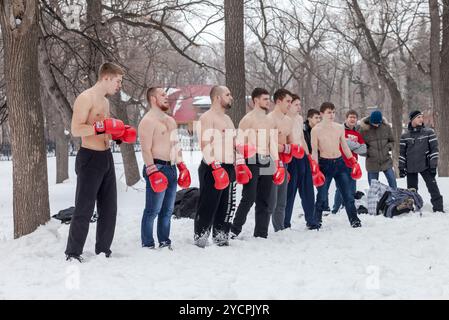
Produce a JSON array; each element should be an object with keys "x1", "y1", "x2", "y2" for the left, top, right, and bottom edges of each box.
[
  {"x1": 285, "y1": 157, "x2": 315, "y2": 227},
  {"x1": 314, "y1": 158, "x2": 359, "y2": 225},
  {"x1": 332, "y1": 167, "x2": 356, "y2": 212},
  {"x1": 368, "y1": 168, "x2": 397, "y2": 189},
  {"x1": 141, "y1": 163, "x2": 177, "y2": 247}
]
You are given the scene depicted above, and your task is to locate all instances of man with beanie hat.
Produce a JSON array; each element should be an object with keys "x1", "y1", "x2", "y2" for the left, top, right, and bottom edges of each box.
[
  {"x1": 359, "y1": 110, "x2": 397, "y2": 189},
  {"x1": 399, "y1": 110, "x2": 444, "y2": 213}
]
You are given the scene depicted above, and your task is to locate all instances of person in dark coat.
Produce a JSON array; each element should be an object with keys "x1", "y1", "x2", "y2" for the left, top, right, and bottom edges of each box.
[
  {"x1": 399, "y1": 110, "x2": 444, "y2": 213},
  {"x1": 359, "y1": 110, "x2": 397, "y2": 189}
]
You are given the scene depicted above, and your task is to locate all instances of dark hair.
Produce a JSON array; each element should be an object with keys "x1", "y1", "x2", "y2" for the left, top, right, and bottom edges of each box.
[
  {"x1": 320, "y1": 102, "x2": 335, "y2": 113},
  {"x1": 251, "y1": 88, "x2": 270, "y2": 102},
  {"x1": 273, "y1": 89, "x2": 292, "y2": 103},
  {"x1": 291, "y1": 94, "x2": 300, "y2": 102},
  {"x1": 346, "y1": 110, "x2": 359, "y2": 118},
  {"x1": 307, "y1": 109, "x2": 320, "y2": 119},
  {"x1": 146, "y1": 87, "x2": 161, "y2": 102}
]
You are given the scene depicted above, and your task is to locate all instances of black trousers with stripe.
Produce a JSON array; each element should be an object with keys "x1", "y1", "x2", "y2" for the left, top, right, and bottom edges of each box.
[{"x1": 194, "y1": 162, "x2": 236, "y2": 241}]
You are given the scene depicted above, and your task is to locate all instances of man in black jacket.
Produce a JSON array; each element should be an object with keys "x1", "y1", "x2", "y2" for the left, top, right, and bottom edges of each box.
[
  {"x1": 399, "y1": 110, "x2": 444, "y2": 213},
  {"x1": 303, "y1": 109, "x2": 321, "y2": 154}
]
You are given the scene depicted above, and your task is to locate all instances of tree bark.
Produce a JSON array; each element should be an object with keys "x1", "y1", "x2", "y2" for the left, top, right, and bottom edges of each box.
[
  {"x1": 38, "y1": 37, "x2": 73, "y2": 183},
  {"x1": 0, "y1": 0, "x2": 50, "y2": 238},
  {"x1": 439, "y1": 0, "x2": 449, "y2": 176},
  {"x1": 225, "y1": 0, "x2": 246, "y2": 125},
  {"x1": 55, "y1": 123, "x2": 69, "y2": 183},
  {"x1": 110, "y1": 96, "x2": 140, "y2": 186}
]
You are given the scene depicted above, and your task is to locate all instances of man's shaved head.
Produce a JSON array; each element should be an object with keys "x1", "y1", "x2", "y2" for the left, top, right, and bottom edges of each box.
[
  {"x1": 209, "y1": 85, "x2": 233, "y2": 110},
  {"x1": 210, "y1": 85, "x2": 227, "y2": 102}
]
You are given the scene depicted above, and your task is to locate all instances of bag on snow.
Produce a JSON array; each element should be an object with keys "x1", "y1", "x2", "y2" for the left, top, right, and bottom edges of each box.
[
  {"x1": 173, "y1": 187, "x2": 199, "y2": 219},
  {"x1": 52, "y1": 206, "x2": 98, "y2": 224}
]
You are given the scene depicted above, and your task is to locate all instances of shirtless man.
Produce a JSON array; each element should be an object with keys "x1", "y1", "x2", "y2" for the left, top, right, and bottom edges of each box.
[
  {"x1": 194, "y1": 86, "x2": 251, "y2": 247},
  {"x1": 310, "y1": 102, "x2": 363, "y2": 229},
  {"x1": 138, "y1": 87, "x2": 191, "y2": 250},
  {"x1": 65, "y1": 62, "x2": 137, "y2": 262},
  {"x1": 230, "y1": 88, "x2": 282, "y2": 239},
  {"x1": 284, "y1": 94, "x2": 316, "y2": 229},
  {"x1": 267, "y1": 89, "x2": 305, "y2": 232}
]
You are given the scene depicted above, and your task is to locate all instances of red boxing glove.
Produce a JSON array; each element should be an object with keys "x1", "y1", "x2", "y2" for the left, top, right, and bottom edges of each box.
[
  {"x1": 347, "y1": 157, "x2": 362, "y2": 180},
  {"x1": 236, "y1": 144, "x2": 257, "y2": 159},
  {"x1": 284, "y1": 144, "x2": 305, "y2": 159},
  {"x1": 279, "y1": 152, "x2": 292, "y2": 164},
  {"x1": 177, "y1": 162, "x2": 191, "y2": 189},
  {"x1": 312, "y1": 170, "x2": 325, "y2": 187},
  {"x1": 210, "y1": 161, "x2": 230, "y2": 190},
  {"x1": 94, "y1": 118, "x2": 125, "y2": 136},
  {"x1": 112, "y1": 125, "x2": 137, "y2": 144},
  {"x1": 146, "y1": 164, "x2": 168, "y2": 193},
  {"x1": 307, "y1": 154, "x2": 319, "y2": 175},
  {"x1": 235, "y1": 158, "x2": 252, "y2": 185},
  {"x1": 273, "y1": 160, "x2": 286, "y2": 185}
]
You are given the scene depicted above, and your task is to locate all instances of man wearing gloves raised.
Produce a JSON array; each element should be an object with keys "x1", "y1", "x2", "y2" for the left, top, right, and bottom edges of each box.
[
  {"x1": 65, "y1": 62, "x2": 137, "y2": 262},
  {"x1": 399, "y1": 110, "x2": 444, "y2": 213},
  {"x1": 194, "y1": 86, "x2": 251, "y2": 248},
  {"x1": 310, "y1": 102, "x2": 362, "y2": 229},
  {"x1": 139, "y1": 87, "x2": 191, "y2": 250}
]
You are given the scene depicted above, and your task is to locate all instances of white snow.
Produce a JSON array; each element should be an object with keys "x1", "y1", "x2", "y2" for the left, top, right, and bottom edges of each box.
[{"x1": 0, "y1": 152, "x2": 448, "y2": 299}]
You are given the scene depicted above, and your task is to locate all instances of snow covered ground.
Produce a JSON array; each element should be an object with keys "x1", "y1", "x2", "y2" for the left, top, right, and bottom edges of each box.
[{"x1": 0, "y1": 151, "x2": 448, "y2": 299}]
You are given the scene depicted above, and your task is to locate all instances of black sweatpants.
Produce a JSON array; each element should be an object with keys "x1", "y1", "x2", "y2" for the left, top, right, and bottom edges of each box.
[
  {"x1": 407, "y1": 169, "x2": 444, "y2": 212},
  {"x1": 65, "y1": 147, "x2": 117, "y2": 256},
  {"x1": 194, "y1": 162, "x2": 236, "y2": 242},
  {"x1": 231, "y1": 154, "x2": 276, "y2": 238}
]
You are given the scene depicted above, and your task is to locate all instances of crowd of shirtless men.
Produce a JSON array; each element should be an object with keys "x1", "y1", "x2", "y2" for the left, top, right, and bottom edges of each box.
[{"x1": 64, "y1": 62, "x2": 365, "y2": 262}]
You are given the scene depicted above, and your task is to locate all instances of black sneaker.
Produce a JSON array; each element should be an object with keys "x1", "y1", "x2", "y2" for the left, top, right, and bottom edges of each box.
[
  {"x1": 306, "y1": 223, "x2": 320, "y2": 230},
  {"x1": 357, "y1": 205, "x2": 368, "y2": 214},
  {"x1": 143, "y1": 244, "x2": 156, "y2": 249},
  {"x1": 354, "y1": 191, "x2": 365, "y2": 200},
  {"x1": 66, "y1": 254, "x2": 84, "y2": 263},
  {"x1": 351, "y1": 220, "x2": 362, "y2": 228},
  {"x1": 229, "y1": 231, "x2": 239, "y2": 240},
  {"x1": 159, "y1": 242, "x2": 173, "y2": 250},
  {"x1": 331, "y1": 209, "x2": 338, "y2": 214},
  {"x1": 433, "y1": 209, "x2": 446, "y2": 213}
]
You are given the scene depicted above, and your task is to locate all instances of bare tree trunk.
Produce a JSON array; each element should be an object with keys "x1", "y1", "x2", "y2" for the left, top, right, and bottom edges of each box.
[
  {"x1": 225, "y1": 0, "x2": 246, "y2": 124},
  {"x1": 0, "y1": 0, "x2": 50, "y2": 238},
  {"x1": 110, "y1": 97, "x2": 140, "y2": 186},
  {"x1": 55, "y1": 120, "x2": 69, "y2": 183},
  {"x1": 439, "y1": 0, "x2": 449, "y2": 176},
  {"x1": 38, "y1": 38, "x2": 73, "y2": 183}
]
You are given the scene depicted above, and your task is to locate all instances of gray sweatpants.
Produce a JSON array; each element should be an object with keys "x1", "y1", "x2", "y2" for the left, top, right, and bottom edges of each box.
[{"x1": 271, "y1": 169, "x2": 289, "y2": 232}]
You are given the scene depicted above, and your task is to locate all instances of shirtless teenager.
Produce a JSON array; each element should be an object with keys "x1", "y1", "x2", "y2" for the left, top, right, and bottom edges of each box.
[
  {"x1": 267, "y1": 89, "x2": 305, "y2": 232},
  {"x1": 194, "y1": 86, "x2": 251, "y2": 247},
  {"x1": 310, "y1": 102, "x2": 363, "y2": 229},
  {"x1": 65, "y1": 62, "x2": 137, "y2": 262},
  {"x1": 138, "y1": 87, "x2": 191, "y2": 250},
  {"x1": 230, "y1": 88, "x2": 282, "y2": 239},
  {"x1": 284, "y1": 94, "x2": 316, "y2": 229}
]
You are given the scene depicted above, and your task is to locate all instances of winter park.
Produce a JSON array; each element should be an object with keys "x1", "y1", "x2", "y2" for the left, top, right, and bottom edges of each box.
[{"x1": 1, "y1": 0, "x2": 449, "y2": 301}]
